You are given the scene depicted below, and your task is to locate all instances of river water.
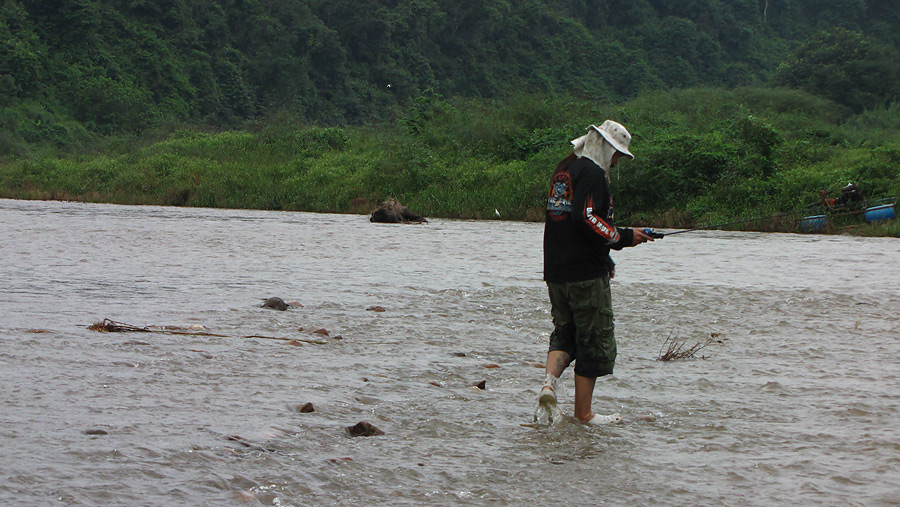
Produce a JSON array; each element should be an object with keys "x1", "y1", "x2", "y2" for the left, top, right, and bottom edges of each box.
[{"x1": 1, "y1": 198, "x2": 899, "y2": 506}]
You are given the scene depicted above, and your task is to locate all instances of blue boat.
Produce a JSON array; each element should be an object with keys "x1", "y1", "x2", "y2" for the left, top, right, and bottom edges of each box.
[
  {"x1": 799, "y1": 214, "x2": 827, "y2": 231},
  {"x1": 864, "y1": 202, "x2": 896, "y2": 223},
  {"x1": 800, "y1": 193, "x2": 896, "y2": 232}
]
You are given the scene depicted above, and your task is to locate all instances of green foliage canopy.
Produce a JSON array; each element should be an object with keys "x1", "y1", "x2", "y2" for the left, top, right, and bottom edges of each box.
[
  {"x1": 3, "y1": 0, "x2": 899, "y2": 146},
  {"x1": 774, "y1": 27, "x2": 900, "y2": 112}
]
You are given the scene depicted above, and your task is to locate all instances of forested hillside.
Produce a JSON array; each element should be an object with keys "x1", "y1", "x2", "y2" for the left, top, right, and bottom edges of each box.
[{"x1": 2, "y1": 0, "x2": 900, "y2": 153}]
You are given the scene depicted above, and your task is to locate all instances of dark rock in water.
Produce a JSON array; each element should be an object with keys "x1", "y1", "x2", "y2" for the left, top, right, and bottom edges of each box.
[
  {"x1": 473, "y1": 380, "x2": 487, "y2": 390},
  {"x1": 226, "y1": 435, "x2": 276, "y2": 452},
  {"x1": 299, "y1": 402, "x2": 315, "y2": 413},
  {"x1": 370, "y1": 199, "x2": 427, "y2": 224},
  {"x1": 366, "y1": 306, "x2": 386, "y2": 312},
  {"x1": 452, "y1": 352, "x2": 467, "y2": 357},
  {"x1": 262, "y1": 297, "x2": 289, "y2": 311},
  {"x1": 84, "y1": 429, "x2": 109, "y2": 435},
  {"x1": 346, "y1": 421, "x2": 384, "y2": 437}
]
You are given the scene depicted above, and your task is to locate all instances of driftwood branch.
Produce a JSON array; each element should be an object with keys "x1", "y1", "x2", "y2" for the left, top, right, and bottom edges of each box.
[
  {"x1": 657, "y1": 329, "x2": 716, "y2": 361},
  {"x1": 87, "y1": 318, "x2": 327, "y2": 345}
]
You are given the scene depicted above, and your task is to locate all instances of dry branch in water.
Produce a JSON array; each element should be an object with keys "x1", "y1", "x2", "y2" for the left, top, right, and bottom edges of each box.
[
  {"x1": 87, "y1": 318, "x2": 327, "y2": 344},
  {"x1": 657, "y1": 329, "x2": 717, "y2": 361},
  {"x1": 88, "y1": 319, "x2": 150, "y2": 332}
]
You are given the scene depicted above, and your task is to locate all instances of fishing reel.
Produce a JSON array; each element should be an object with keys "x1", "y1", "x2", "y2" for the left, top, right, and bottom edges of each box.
[{"x1": 642, "y1": 228, "x2": 665, "y2": 239}]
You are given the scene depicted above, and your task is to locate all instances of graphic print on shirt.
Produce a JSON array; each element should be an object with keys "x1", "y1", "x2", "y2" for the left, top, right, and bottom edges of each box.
[
  {"x1": 546, "y1": 171, "x2": 573, "y2": 221},
  {"x1": 584, "y1": 194, "x2": 620, "y2": 244}
]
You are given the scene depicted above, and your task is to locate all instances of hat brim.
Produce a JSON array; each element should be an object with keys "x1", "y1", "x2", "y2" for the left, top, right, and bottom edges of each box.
[{"x1": 590, "y1": 125, "x2": 634, "y2": 159}]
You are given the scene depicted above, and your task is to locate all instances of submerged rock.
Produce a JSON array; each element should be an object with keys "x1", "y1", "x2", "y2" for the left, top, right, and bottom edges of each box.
[
  {"x1": 84, "y1": 429, "x2": 109, "y2": 435},
  {"x1": 370, "y1": 199, "x2": 427, "y2": 224},
  {"x1": 226, "y1": 435, "x2": 276, "y2": 452},
  {"x1": 299, "y1": 402, "x2": 315, "y2": 413},
  {"x1": 346, "y1": 421, "x2": 384, "y2": 437},
  {"x1": 261, "y1": 297, "x2": 289, "y2": 311}
]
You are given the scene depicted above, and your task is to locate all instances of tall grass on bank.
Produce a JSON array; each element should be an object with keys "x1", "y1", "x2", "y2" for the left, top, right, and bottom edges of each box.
[{"x1": 1, "y1": 87, "x2": 898, "y2": 235}]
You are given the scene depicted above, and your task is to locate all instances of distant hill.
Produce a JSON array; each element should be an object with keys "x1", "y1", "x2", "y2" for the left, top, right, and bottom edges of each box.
[{"x1": 2, "y1": 0, "x2": 899, "y2": 151}]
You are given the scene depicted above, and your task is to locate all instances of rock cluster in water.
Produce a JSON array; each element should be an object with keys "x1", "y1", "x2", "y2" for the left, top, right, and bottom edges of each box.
[
  {"x1": 261, "y1": 297, "x2": 289, "y2": 311},
  {"x1": 346, "y1": 421, "x2": 384, "y2": 437},
  {"x1": 261, "y1": 297, "x2": 303, "y2": 311},
  {"x1": 369, "y1": 199, "x2": 427, "y2": 224}
]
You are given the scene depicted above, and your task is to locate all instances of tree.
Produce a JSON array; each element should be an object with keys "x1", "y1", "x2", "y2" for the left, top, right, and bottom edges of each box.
[
  {"x1": 774, "y1": 27, "x2": 900, "y2": 112},
  {"x1": 0, "y1": 2, "x2": 45, "y2": 100}
]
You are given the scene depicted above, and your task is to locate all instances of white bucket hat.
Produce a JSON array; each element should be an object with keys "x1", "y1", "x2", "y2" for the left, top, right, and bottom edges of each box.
[
  {"x1": 570, "y1": 120, "x2": 634, "y2": 169},
  {"x1": 593, "y1": 120, "x2": 633, "y2": 159}
]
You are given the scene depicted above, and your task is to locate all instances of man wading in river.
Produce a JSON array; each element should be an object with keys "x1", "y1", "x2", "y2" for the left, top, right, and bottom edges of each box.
[{"x1": 538, "y1": 120, "x2": 654, "y2": 425}]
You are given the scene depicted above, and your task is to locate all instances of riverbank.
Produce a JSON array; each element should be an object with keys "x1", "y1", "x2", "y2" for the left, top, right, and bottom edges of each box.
[{"x1": 1, "y1": 87, "x2": 898, "y2": 236}]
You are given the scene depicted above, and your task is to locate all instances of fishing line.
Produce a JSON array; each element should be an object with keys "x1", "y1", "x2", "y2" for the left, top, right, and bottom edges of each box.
[{"x1": 648, "y1": 211, "x2": 806, "y2": 237}]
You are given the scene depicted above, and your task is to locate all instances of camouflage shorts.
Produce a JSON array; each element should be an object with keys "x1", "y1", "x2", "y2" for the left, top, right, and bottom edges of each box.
[{"x1": 546, "y1": 276, "x2": 616, "y2": 378}]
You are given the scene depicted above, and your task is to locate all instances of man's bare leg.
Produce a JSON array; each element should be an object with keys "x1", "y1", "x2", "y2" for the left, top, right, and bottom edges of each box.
[
  {"x1": 540, "y1": 350, "x2": 571, "y2": 404},
  {"x1": 545, "y1": 350, "x2": 572, "y2": 378},
  {"x1": 574, "y1": 373, "x2": 622, "y2": 425},
  {"x1": 535, "y1": 350, "x2": 572, "y2": 423},
  {"x1": 573, "y1": 373, "x2": 597, "y2": 422}
]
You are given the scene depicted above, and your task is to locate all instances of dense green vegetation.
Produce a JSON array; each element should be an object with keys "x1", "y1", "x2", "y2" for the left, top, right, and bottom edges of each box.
[
  {"x1": 4, "y1": 0, "x2": 900, "y2": 145},
  {"x1": 1, "y1": 1, "x2": 899, "y2": 234},
  {"x1": 3, "y1": 87, "x2": 899, "y2": 234}
]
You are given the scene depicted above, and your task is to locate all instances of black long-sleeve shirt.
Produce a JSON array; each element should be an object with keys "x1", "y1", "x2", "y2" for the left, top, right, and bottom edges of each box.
[{"x1": 543, "y1": 157, "x2": 633, "y2": 283}]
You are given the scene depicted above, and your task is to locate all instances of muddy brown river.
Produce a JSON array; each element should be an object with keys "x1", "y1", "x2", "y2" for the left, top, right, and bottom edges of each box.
[{"x1": 2, "y1": 198, "x2": 899, "y2": 505}]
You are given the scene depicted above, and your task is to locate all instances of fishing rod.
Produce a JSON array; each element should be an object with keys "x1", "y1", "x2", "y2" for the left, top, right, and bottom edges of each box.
[{"x1": 643, "y1": 211, "x2": 806, "y2": 238}]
